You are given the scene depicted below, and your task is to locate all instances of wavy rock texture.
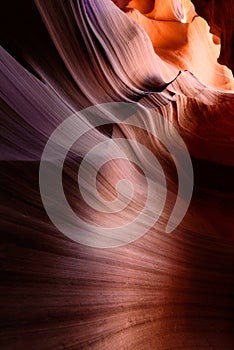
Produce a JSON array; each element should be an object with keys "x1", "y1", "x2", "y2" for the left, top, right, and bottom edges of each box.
[{"x1": 1, "y1": 0, "x2": 234, "y2": 349}]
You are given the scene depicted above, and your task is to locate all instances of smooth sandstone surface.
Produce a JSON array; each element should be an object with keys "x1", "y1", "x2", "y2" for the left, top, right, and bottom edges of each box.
[{"x1": 1, "y1": 1, "x2": 234, "y2": 349}]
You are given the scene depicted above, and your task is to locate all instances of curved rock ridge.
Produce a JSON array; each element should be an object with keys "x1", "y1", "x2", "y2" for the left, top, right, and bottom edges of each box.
[
  {"x1": 123, "y1": 0, "x2": 233, "y2": 89},
  {"x1": 192, "y1": 0, "x2": 234, "y2": 73},
  {"x1": 0, "y1": 0, "x2": 234, "y2": 349}
]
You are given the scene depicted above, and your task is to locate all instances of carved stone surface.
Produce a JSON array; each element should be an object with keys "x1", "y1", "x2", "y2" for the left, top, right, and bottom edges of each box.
[{"x1": 1, "y1": 1, "x2": 234, "y2": 349}]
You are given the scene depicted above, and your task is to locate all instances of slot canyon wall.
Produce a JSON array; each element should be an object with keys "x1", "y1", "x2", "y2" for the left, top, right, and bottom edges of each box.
[{"x1": 0, "y1": 0, "x2": 234, "y2": 349}]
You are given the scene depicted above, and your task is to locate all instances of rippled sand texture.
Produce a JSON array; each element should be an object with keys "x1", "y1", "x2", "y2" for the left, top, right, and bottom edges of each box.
[{"x1": 1, "y1": 0, "x2": 234, "y2": 349}]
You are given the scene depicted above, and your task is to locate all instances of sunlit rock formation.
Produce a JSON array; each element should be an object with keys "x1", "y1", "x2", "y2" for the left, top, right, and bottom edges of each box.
[
  {"x1": 192, "y1": 0, "x2": 234, "y2": 72},
  {"x1": 0, "y1": 0, "x2": 234, "y2": 349}
]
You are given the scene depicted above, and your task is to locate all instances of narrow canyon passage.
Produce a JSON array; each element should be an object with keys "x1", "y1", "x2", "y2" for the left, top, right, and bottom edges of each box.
[{"x1": 1, "y1": 0, "x2": 234, "y2": 349}]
